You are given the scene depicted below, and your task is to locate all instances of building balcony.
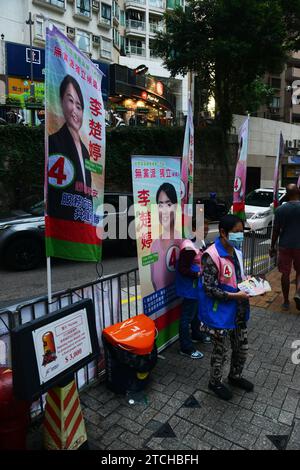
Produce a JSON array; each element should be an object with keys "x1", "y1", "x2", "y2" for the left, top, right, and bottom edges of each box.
[
  {"x1": 125, "y1": 45, "x2": 146, "y2": 57},
  {"x1": 125, "y1": 0, "x2": 146, "y2": 10},
  {"x1": 148, "y1": 0, "x2": 165, "y2": 13},
  {"x1": 286, "y1": 66, "x2": 300, "y2": 82},
  {"x1": 98, "y1": 16, "x2": 111, "y2": 29},
  {"x1": 149, "y1": 23, "x2": 164, "y2": 34},
  {"x1": 32, "y1": 0, "x2": 66, "y2": 13},
  {"x1": 73, "y1": 1, "x2": 92, "y2": 21},
  {"x1": 126, "y1": 19, "x2": 146, "y2": 35},
  {"x1": 100, "y1": 48, "x2": 112, "y2": 60}
]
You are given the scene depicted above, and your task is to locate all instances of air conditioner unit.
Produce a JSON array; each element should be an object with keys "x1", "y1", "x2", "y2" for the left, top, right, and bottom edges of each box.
[
  {"x1": 92, "y1": 0, "x2": 100, "y2": 10},
  {"x1": 92, "y1": 35, "x2": 100, "y2": 46},
  {"x1": 67, "y1": 26, "x2": 75, "y2": 38}
]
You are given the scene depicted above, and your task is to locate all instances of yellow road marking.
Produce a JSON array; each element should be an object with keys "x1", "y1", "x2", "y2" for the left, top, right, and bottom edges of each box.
[{"x1": 121, "y1": 295, "x2": 141, "y2": 305}]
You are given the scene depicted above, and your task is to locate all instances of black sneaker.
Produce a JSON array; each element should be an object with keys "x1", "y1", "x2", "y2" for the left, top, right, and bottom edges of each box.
[
  {"x1": 208, "y1": 381, "x2": 233, "y2": 401},
  {"x1": 228, "y1": 376, "x2": 254, "y2": 392}
]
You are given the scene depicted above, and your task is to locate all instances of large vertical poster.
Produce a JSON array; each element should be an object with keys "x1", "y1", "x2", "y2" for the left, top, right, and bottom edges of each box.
[
  {"x1": 45, "y1": 25, "x2": 105, "y2": 262},
  {"x1": 233, "y1": 117, "x2": 249, "y2": 221},
  {"x1": 273, "y1": 132, "x2": 284, "y2": 211},
  {"x1": 181, "y1": 99, "x2": 194, "y2": 237},
  {"x1": 131, "y1": 157, "x2": 182, "y2": 349}
]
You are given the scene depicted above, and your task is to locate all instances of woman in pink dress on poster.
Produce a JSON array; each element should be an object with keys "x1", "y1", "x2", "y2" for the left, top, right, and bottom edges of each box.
[{"x1": 151, "y1": 183, "x2": 181, "y2": 291}]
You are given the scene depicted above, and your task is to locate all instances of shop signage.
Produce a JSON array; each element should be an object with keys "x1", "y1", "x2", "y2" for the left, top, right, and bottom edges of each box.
[
  {"x1": 141, "y1": 91, "x2": 159, "y2": 103},
  {"x1": 8, "y1": 77, "x2": 44, "y2": 107},
  {"x1": 288, "y1": 156, "x2": 300, "y2": 164},
  {"x1": 287, "y1": 167, "x2": 300, "y2": 178},
  {"x1": 6, "y1": 42, "x2": 45, "y2": 80},
  {"x1": 6, "y1": 42, "x2": 109, "y2": 101},
  {"x1": 26, "y1": 47, "x2": 41, "y2": 65},
  {"x1": 115, "y1": 106, "x2": 128, "y2": 112},
  {"x1": 11, "y1": 299, "x2": 100, "y2": 400},
  {"x1": 137, "y1": 107, "x2": 149, "y2": 113}
]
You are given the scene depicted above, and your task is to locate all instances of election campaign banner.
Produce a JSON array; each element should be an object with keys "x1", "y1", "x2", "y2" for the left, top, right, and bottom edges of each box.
[
  {"x1": 131, "y1": 156, "x2": 182, "y2": 349},
  {"x1": 181, "y1": 99, "x2": 194, "y2": 237},
  {"x1": 232, "y1": 117, "x2": 249, "y2": 221},
  {"x1": 45, "y1": 25, "x2": 105, "y2": 262},
  {"x1": 273, "y1": 132, "x2": 284, "y2": 211}
]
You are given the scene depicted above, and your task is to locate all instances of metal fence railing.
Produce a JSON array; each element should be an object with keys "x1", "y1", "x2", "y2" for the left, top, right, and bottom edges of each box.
[
  {"x1": 243, "y1": 226, "x2": 276, "y2": 276},
  {"x1": 0, "y1": 267, "x2": 141, "y2": 419}
]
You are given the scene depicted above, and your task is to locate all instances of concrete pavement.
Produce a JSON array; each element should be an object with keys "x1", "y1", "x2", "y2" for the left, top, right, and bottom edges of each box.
[{"x1": 28, "y1": 300, "x2": 300, "y2": 451}]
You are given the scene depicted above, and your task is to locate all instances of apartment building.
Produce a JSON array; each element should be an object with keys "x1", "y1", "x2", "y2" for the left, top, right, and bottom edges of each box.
[
  {"x1": 115, "y1": 0, "x2": 188, "y2": 118},
  {"x1": 256, "y1": 52, "x2": 300, "y2": 126},
  {"x1": 0, "y1": 0, "x2": 187, "y2": 123}
]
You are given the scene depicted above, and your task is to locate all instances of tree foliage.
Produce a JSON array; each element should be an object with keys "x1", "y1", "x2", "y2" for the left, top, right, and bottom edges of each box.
[{"x1": 154, "y1": 0, "x2": 300, "y2": 134}]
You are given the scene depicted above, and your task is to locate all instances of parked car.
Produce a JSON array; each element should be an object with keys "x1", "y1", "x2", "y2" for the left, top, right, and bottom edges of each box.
[
  {"x1": 0, "y1": 194, "x2": 136, "y2": 271},
  {"x1": 196, "y1": 196, "x2": 229, "y2": 221},
  {"x1": 244, "y1": 187, "x2": 287, "y2": 234}
]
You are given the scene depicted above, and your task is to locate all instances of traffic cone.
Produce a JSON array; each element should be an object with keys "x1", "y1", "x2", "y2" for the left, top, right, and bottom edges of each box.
[{"x1": 43, "y1": 379, "x2": 87, "y2": 450}]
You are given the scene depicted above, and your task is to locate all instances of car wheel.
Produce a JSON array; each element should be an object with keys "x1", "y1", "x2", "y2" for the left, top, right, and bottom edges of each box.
[{"x1": 3, "y1": 237, "x2": 43, "y2": 271}]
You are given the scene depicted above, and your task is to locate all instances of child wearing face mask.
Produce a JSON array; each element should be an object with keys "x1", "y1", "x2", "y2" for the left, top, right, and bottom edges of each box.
[{"x1": 199, "y1": 214, "x2": 254, "y2": 401}]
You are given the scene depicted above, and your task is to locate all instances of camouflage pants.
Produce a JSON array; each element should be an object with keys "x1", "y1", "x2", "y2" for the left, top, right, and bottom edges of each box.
[{"x1": 210, "y1": 324, "x2": 248, "y2": 385}]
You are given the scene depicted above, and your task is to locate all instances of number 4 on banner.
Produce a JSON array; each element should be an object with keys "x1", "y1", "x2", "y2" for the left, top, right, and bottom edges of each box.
[{"x1": 48, "y1": 157, "x2": 67, "y2": 186}]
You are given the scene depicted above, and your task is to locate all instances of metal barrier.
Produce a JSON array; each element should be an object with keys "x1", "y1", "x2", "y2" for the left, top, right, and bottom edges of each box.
[
  {"x1": 0, "y1": 267, "x2": 140, "y2": 419},
  {"x1": 243, "y1": 227, "x2": 276, "y2": 276}
]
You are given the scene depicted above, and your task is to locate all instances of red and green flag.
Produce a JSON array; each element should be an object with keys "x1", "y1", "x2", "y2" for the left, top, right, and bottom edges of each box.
[{"x1": 45, "y1": 25, "x2": 105, "y2": 262}]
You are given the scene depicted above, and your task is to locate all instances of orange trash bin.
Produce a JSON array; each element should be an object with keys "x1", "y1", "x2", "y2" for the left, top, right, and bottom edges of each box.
[{"x1": 102, "y1": 314, "x2": 157, "y2": 394}]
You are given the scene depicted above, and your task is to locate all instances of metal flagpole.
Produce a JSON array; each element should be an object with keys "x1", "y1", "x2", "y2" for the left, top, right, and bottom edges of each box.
[
  {"x1": 45, "y1": 19, "x2": 52, "y2": 306},
  {"x1": 47, "y1": 257, "x2": 52, "y2": 304},
  {"x1": 269, "y1": 132, "x2": 284, "y2": 271}
]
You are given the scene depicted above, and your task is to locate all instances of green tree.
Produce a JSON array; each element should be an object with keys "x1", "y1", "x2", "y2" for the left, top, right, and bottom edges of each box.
[{"x1": 154, "y1": 0, "x2": 300, "y2": 135}]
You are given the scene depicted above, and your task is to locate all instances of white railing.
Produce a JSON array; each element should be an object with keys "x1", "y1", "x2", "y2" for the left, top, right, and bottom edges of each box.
[
  {"x1": 125, "y1": 45, "x2": 146, "y2": 56},
  {"x1": 99, "y1": 16, "x2": 111, "y2": 26},
  {"x1": 126, "y1": 0, "x2": 146, "y2": 6},
  {"x1": 149, "y1": 0, "x2": 164, "y2": 8},
  {"x1": 101, "y1": 49, "x2": 112, "y2": 59},
  {"x1": 126, "y1": 19, "x2": 146, "y2": 32},
  {"x1": 149, "y1": 22, "x2": 164, "y2": 33}
]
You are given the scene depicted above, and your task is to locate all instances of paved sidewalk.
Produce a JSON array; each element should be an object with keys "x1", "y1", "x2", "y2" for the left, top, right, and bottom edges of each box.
[
  {"x1": 61, "y1": 306, "x2": 300, "y2": 451},
  {"x1": 251, "y1": 268, "x2": 299, "y2": 315}
]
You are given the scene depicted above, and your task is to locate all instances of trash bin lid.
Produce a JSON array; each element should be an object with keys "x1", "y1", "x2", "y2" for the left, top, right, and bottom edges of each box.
[{"x1": 102, "y1": 314, "x2": 156, "y2": 355}]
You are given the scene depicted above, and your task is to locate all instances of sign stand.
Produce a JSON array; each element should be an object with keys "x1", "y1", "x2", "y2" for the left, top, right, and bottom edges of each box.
[{"x1": 44, "y1": 374, "x2": 88, "y2": 450}]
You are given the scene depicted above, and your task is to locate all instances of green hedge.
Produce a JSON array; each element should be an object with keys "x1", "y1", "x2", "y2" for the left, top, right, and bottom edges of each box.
[{"x1": 0, "y1": 124, "x2": 227, "y2": 212}]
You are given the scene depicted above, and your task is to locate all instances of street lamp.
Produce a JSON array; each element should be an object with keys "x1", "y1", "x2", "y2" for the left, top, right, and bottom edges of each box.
[{"x1": 26, "y1": 12, "x2": 35, "y2": 126}]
